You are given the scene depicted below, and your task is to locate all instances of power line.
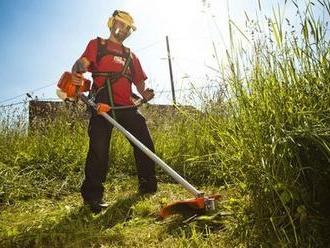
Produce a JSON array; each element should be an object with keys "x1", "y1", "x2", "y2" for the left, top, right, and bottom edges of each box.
[
  {"x1": 0, "y1": 101, "x2": 26, "y2": 108},
  {"x1": 136, "y1": 40, "x2": 163, "y2": 53},
  {"x1": 0, "y1": 93, "x2": 29, "y2": 105},
  {"x1": 0, "y1": 97, "x2": 59, "y2": 108},
  {"x1": 0, "y1": 82, "x2": 56, "y2": 105},
  {"x1": 0, "y1": 40, "x2": 163, "y2": 105},
  {"x1": 0, "y1": 81, "x2": 220, "y2": 107},
  {"x1": 0, "y1": 32, "x2": 222, "y2": 107},
  {"x1": 154, "y1": 84, "x2": 219, "y2": 94}
]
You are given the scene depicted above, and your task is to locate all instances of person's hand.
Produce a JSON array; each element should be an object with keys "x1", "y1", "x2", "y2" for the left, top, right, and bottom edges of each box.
[
  {"x1": 96, "y1": 103, "x2": 111, "y2": 115},
  {"x1": 141, "y1": 88, "x2": 154, "y2": 102},
  {"x1": 72, "y1": 72, "x2": 83, "y2": 86}
]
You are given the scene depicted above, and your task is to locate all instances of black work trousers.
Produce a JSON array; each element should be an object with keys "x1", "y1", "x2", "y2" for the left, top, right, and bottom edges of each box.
[{"x1": 80, "y1": 108, "x2": 157, "y2": 202}]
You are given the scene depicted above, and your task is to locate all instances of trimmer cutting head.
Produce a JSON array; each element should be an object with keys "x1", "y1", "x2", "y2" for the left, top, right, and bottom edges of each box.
[{"x1": 159, "y1": 194, "x2": 221, "y2": 219}]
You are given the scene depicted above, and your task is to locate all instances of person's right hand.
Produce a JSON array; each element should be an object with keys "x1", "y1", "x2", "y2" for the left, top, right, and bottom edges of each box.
[
  {"x1": 72, "y1": 72, "x2": 83, "y2": 86},
  {"x1": 141, "y1": 88, "x2": 155, "y2": 102}
]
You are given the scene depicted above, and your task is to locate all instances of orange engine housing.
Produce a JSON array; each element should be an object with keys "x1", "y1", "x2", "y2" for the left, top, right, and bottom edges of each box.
[{"x1": 57, "y1": 71, "x2": 91, "y2": 97}]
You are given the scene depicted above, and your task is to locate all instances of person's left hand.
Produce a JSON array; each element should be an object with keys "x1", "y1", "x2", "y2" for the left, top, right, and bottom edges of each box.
[
  {"x1": 141, "y1": 88, "x2": 154, "y2": 102},
  {"x1": 96, "y1": 103, "x2": 111, "y2": 115}
]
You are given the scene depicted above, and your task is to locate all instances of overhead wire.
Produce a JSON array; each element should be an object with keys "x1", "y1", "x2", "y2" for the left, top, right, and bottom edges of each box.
[
  {"x1": 135, "y1": 39, "x2": 163, "y2": 53},
  {"x1": 0, "y1": 82, "x2": 56, "y2": 105},
  {"x1": 0, "y1": 101, "x2": 26, "y2": 108},
  {"x1": 0, "y1": 30, "x2": 222, "y2": 108},
  {"x1": 0, "y1": 40, "x2": 164, "y2": 106}
]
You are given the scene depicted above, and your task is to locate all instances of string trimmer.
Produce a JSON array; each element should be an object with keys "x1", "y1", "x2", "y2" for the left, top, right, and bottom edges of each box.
[{"x1": 56, "y1": 71, "x2": 220, "y2": 219}]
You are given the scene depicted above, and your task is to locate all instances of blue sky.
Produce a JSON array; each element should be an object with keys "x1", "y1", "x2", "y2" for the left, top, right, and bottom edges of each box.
[{"x1": 0, "y1": 0, "x2": 327, "y2": 106}]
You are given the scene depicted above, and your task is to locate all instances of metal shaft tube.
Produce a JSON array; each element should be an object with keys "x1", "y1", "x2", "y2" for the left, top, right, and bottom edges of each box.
[{"x1": 79, "y1": 93, "x2": 203, "y2": 197}]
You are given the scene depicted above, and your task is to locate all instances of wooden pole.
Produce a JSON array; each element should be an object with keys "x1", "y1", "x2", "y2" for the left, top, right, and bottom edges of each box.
[{"x1": 166, "y1": 35, "x2": 176, "y2": 105}]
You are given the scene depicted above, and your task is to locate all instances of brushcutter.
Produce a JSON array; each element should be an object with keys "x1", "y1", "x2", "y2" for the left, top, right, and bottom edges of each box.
[{"x1": 56, "y1": 71, "x2": 220, "y2": 219}]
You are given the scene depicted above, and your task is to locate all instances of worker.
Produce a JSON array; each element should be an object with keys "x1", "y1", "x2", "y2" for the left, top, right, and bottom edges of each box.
[{"x1": 71, "y1": 10, "x2": 157, "y2": 213}]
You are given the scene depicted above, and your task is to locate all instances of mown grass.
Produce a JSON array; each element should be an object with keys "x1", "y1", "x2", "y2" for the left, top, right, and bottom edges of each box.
[
  {"x1": 0, "y1": 177, "x2": 231, "y2": 247},
  {"x1": 1, "y1": 0, "x2": 330, "y2": 247}
]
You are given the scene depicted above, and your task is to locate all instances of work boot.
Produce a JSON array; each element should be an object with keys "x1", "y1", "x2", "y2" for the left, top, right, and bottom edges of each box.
[
  {"x1": 138, "y1": 183, "x2": 157, "y2": 196},
  {"x1": 84, "y1": 200, "x2": 109, "y2": 213}
]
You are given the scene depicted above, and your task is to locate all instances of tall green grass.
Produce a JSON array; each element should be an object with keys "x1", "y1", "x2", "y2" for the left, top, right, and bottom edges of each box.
[{"x1": 201, "y1": 0, "x2": 330, "y2": 246}]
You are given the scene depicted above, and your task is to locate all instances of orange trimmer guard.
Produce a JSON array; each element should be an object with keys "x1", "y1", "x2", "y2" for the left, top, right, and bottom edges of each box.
[{"x1": 159, "y1": 194, "x2": 221, "y2": 219}]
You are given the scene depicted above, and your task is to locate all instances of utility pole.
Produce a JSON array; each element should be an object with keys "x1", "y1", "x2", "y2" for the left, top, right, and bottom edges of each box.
[{"x1": 166, "y1": 35, "x2": 176, "y2": 105}]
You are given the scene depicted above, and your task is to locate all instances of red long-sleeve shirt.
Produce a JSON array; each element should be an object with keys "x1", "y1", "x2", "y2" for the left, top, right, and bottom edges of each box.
[{"x1": 80, "y1": 38, "x2": 147, "y2": 105}]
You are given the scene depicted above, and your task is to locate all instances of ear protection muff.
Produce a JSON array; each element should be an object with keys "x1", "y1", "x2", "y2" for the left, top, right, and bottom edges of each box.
[{"x1": 107, "y1": 10, "x2": 136, "y2": 32}]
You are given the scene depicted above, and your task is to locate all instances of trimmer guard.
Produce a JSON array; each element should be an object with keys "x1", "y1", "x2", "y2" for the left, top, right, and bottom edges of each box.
[{"x1": 159, "y1": 194, "x2": 221, "y2": 219}]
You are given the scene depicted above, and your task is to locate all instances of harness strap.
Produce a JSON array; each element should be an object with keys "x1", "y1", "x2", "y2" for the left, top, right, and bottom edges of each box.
[
  {"x1": 95, "y1": 38, "x2": 133, "y2": 80},
  {"x1": 121, "y1": 49, "x2": 132, "y2": 80},
  {"x1": 96, "y1": 38, "x2": 125, "y2": 64},
  {"x1": 92, "y1": 38, "x2": 135, "y2": 119},
  {"x1": 105, "y1": 77, "x2": 117, "y2": 119}
]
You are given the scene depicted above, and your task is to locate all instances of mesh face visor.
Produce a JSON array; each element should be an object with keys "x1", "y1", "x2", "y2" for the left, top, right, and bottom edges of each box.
[
  {"x1": 112, "y1": 19, "x2": 134, "y2": 37},
  {"x1": 113, "y1": 11, "x2": 136, "y2": 30}
]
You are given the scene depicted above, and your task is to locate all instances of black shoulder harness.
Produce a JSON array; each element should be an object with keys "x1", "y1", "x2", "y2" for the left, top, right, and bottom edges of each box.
[{"x1": 95, "y1": 37, "x2": 133, "y2": 81}]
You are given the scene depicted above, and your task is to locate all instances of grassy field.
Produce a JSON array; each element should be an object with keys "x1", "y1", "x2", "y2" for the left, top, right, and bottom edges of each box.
[
  {"x1": 0, "y1": 177, "x2": 232, "y2": 247},
  {"x1": 1, "y1": 1, "x2": 330, "y2": 247}
]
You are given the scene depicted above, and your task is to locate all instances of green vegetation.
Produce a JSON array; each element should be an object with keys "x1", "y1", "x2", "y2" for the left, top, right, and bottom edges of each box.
[{"x1": 1, "y1": 1, "x2": 329, "y2": 247}]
